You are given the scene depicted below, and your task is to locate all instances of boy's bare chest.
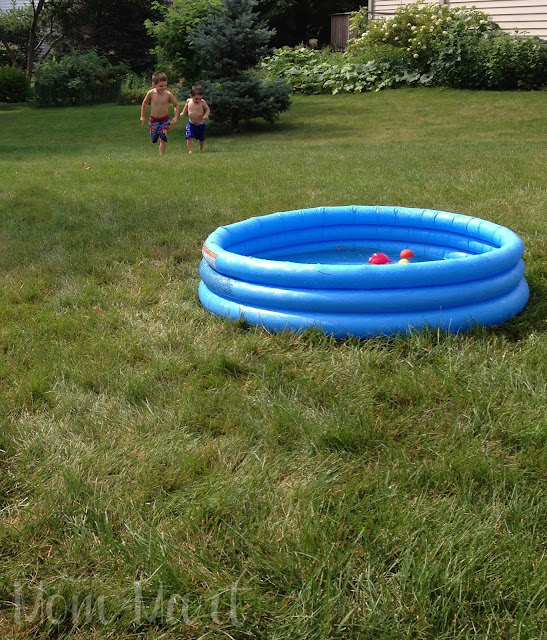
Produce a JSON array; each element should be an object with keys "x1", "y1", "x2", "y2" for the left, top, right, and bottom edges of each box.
[
  {"x1": 152, "y1": 92, "x2": 170, "y2": 107},
  {"x1": 188, "y1": 101, "x2": 205, "y2": 117}
]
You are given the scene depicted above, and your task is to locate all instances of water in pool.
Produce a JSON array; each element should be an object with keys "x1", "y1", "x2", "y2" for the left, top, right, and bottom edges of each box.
[{"x1": 274, "y1": 246, "x2": 437, "y2": 265}]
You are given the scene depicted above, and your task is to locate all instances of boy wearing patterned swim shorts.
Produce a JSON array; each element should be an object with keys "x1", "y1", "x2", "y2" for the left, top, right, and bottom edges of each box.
[
  {"x1": 180, "y1": 85, "x2": 211, "y2": 154},
  {"x1": 140, "y1": 72, "x2": 179, "y2": 156}
]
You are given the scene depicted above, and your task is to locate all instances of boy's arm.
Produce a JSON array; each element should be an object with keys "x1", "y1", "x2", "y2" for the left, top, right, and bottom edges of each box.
[
  {"x1": 203, "y1": 100, "x2": 211, "y2": 120},
  {"x1": 140, "y1": 91, "x2": 152, "y2": 124},
  {"x1": 180, "y1": 100, "x2": 189, "y2": 118},
  {"x1": 168, "y1": 92, "x2": 179, "y2": 124}
]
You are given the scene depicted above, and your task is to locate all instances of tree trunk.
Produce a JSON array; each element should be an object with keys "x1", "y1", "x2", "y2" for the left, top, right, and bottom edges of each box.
[
  {"x1": 26, "y1": 0, "x2": 46, "y2": 81},
  {"x1": 1, "y1": 38, "x2": 19, "y2": 67}
]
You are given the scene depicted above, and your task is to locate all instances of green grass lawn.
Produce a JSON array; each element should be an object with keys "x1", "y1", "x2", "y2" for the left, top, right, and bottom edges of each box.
[{"x1": 0, "y1": 88, "x2": 546, "y2": 639}]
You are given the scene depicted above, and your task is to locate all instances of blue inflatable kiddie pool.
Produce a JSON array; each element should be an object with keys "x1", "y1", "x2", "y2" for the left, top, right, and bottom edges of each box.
[{"x1": 199, "y1": 205, "x2": 528, "y2": 338}]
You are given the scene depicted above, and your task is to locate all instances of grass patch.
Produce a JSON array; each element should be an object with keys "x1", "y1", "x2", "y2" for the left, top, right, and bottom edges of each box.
[{"x1": 0, "y1": 89, "x2": 546, "y2": 639}]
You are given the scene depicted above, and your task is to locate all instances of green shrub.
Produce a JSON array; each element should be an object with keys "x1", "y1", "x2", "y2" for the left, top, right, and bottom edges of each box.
[
  {"x1": 349, "y1": 43, "x2": 413, "y2": 67},
  {"x1": 261, "y1": 46, "x2": 424, "y2": 95},
  {"x1": 0, "y1": 43, "x2": 25, "y2": 68},
  {"x1": 497, "y1": 35, "x2": 546, "y2": 90},
  {"x1": 0, "y1": 65, "x2": 30, "y2": 102},
  {"x1": 145, "y1": 0, "x2": 222, "y2": 84},
  {"x1": 33, "y1": 51, "x2": 125, "y2": 108},
  {"x1": 117, "y1": 73, "x2": 150, "y2": 105},
  {"x1": 349, "y1": 7, "x2": 369, "y2": 37},
  {"x1": 472, "y1": 34, "x2": 546, "y2": 90}
]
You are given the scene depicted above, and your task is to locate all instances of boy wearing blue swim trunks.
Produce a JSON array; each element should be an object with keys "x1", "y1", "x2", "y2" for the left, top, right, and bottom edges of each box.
[
  {"x1": 180, "y1": 85, "x2": 210, "y2": 154},
  {"x1": 140, "y1": 72, "x2": 179, "y2": 156}
]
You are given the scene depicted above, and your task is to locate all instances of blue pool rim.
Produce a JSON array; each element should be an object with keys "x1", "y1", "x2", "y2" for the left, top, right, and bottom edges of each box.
[{"x1": 199, "y1": 205, "x2": 529, "y2": 338}]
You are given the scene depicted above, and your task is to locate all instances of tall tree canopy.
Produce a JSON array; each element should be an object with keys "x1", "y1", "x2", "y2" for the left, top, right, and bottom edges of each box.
[
  {"x1": 0, "y1": 0, "x2": 61, "y2": 78},
  {"x1": 1, "y1": 0, "x2": 168, "y2": 77},
  {"x1": 0, "y1": 3, "x2": 31, "y2": 67},
  {"x1": 52, "y1": 0, "x2": 168, "y2": 73}
]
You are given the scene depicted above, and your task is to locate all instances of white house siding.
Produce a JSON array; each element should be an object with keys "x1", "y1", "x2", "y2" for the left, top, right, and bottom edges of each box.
[
  {"x1": 369, "y1": 0, "x2": 547, "y2": 40},
  {"x1": 0, "y1": 0, "x2": 28, "y2": 11}
]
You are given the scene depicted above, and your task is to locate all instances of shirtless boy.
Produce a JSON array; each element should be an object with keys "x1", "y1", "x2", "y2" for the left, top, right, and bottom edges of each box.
[
  {"x1": 140, "y1": 72, "x2": 179, "y2": 156},
  {"x1": 180, "y1": 85, "x2": 210, "y2": 154}
]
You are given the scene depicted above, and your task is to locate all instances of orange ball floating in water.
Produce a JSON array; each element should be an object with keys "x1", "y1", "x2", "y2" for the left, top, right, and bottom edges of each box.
[
  {"x1": 400, "y1": 249, "x2": 414, "y2": 259},
  {"x1": 368, "y1": 252, "x2": 390, "y2": 265}
]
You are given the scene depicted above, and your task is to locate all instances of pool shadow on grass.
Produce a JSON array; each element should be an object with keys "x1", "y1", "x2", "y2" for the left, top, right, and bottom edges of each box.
[
  {"x1": 227, "y1": 275, "x2": 546, "y2": 347},
  {"x1": 488, "y1": 276, "x2": 546, "y2": 341}
]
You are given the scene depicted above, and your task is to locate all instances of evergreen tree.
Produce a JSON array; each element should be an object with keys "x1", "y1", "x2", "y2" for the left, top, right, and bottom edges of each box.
[{"x1": 189, "y1": 0, "x2": 291, "y2": 130}]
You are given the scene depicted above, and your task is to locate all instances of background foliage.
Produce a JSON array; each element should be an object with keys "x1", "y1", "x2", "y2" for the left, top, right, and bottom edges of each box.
[
  {"x1": 52, "y1": 0, "x2": 167, "y2": 75},
  {"x1": 0, "y1": 64, "x2": 29, "y2": 102},
  {"x1": 32, "y1": 51, "x2": 125, "y2": 107},
  {"x1": 348, "y1": 2, "x2": 547, "y2": 91},
  {"x1": 116, "y1": 72, "x2": 151, "y2": 106},
  {"x1": 0, "y1": 0, "x2": 166, "y2": 78},
  {"x1": 261, "y1": 3, "x2": 547, "y2": 94},
  {"x1": 0, "y1": 3, "x2": 31, "y2": 67},
  {"x1": 145, "y1": 0, "x2": 221, "y2": 84}
]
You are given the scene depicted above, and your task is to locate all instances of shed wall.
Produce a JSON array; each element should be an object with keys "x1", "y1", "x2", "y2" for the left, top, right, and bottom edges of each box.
[{"x1": 331, "y1": 13, "x2": 352, "y2": 50}]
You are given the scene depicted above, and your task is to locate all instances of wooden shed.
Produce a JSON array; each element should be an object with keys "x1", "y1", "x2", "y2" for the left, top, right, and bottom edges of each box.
[
  {"x1": 331, "y1": 12, "x2": 355, "y2": 50},
  {"x1": 368, "y1": 0, "x2": 547, "y2": 40}
]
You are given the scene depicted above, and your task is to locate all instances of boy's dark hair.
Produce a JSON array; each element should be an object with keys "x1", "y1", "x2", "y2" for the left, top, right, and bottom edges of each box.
[
  {"x1": 152, "y1": 71, "x2": 168, "y2": 85},
  {"x1": 190, "y1": 85, "x2": 204, "y2": 96}
]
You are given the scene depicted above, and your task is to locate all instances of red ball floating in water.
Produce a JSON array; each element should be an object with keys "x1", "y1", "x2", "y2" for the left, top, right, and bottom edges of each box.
[
  {"x1": 400, "y1": 249, "x2": 414, "y2": 259},
  {"x1": 369, "y1": 252, "x2": 390, "y2": 265}
]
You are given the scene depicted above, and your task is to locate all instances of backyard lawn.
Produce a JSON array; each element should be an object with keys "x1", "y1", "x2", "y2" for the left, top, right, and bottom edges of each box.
[{"x1": 0, "y1": 88, "x2": 545, "y2": 639}]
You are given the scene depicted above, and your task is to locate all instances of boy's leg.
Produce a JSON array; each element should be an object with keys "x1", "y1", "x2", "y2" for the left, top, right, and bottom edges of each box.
[
  {"x1": 187, "y1": 138, "x2": 194, "y2": 154},
  {"x1": 199, "y1": 140, "x2": 204, "y2": 152},
  {"x1": 159, "y1": 138, "x2": 167, "y2": 155}
]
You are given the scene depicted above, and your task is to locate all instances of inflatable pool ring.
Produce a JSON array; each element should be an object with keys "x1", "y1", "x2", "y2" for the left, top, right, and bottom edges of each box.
[{"x1": 199, "y1": 206, "x2": 529, "y2": 338}]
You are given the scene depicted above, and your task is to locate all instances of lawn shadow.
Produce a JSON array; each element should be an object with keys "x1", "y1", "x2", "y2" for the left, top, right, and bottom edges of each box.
[
  {"x1": 0, "y1": 102, "x2": 28, "y2": 113},
  {"x1": 206, "y1": 118, "x2": 300, "y2": 137}
]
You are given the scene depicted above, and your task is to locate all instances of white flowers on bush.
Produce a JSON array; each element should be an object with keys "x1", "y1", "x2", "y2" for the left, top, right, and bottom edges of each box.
[{"x1": 348, "y1": 1, "x2": 498, "y2": 63}]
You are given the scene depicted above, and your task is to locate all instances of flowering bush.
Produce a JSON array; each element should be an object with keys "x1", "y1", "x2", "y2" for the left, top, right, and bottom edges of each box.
[
  {"x1": 349, "y1": 2, "x2": 496, "y2": 68},
  {"x1": 348, "y1": 1, "x2": 546, "y2": 90}
]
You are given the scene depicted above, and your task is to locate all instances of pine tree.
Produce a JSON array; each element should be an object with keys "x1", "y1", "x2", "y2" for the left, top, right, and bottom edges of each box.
[{"x1": 189, "y1": 0, "x2": 291, "y2": 130}]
